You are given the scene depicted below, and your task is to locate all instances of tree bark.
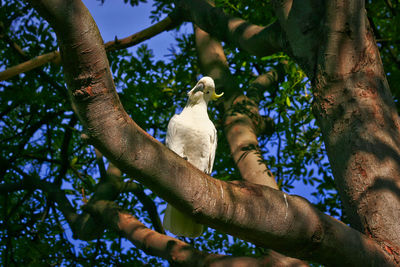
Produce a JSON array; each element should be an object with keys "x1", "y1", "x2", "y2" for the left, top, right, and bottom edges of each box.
[
  {"x1": 194, "y1": 23, "x2": 309, "y2": 265},
  {"x1": 26, "y1": 0, "x2": 398, "y2": 265},
  {"x1": 84, "y1": 200, "x2": 308, "y2": 267},
  {"x1": 174, "y1": 0, "x2": 283, "y2": 57},
  {"x1": 0, "y1": 50, "x2": 60, "y2": 81},
  {"x1": 271, "y1": 0, "x2": 400, "y2": 260}
]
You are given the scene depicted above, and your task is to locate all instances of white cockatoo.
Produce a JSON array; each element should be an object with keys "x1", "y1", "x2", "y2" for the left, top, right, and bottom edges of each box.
[{"x1": 163, "y1": 76, "x2": 223, "y2": 237}]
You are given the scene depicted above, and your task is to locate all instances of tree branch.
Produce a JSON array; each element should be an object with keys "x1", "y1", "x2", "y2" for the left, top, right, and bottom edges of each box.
[
  {"x1": 194, "y1": 22, "x2": 309, "y2": 265},
  {"x1": 54, "y1": 115, "x2": 78, "y2": 185},
  {"x1": 36, "y1": 162, "x2": 120, "y2": 240},
  {"x1": 174, "y1": 0, "x2": 284, "y2": 57},
  {"x1": 0, "y1": 33, "x2": 67, "y2": 96},
  {"x1": 0, "y1": 50, "x2": 60, "y2": 81},
  {"x1": 104, "y1": 16, "x2": 179, "y2": 52},
  {"x1": 0, "y1": 15, "x2": 180, "y2": 81},
  {"x1": 102, "y1": 160, "x2": 165, "y2": 234},
  {"x1": 84, "y1": 200, "x2": 307, "y2": 267},
  {"x1": 271, "y1": 0, "x2": 400, "y2": 260},
  {"x1": 94, "y1": 148, "x2": 107, "y2": 181},
  {"x1": 26, "y1": 0, "x2": 397, "y2": 265},
  {"x1": 122, "y1": 181, "x2": 165, "y2": 234},
  {"x1": 270, "y1": 0, "x2": 323, "y2": 77},
  {"x1": 308, "y1": 0, "x2": 400, "y2": 260}
]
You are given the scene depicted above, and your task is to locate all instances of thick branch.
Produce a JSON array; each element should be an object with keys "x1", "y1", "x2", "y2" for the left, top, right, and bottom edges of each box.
[
  {"x1": 175, "y1": 0, "x2": 283, "y2": 57},
  {"x1": 194, "y1": 25, "x2": 309, "y2": 265},
  {"x1": 271, "y1": 0, "x2": 323, "y2": 77},
  {"x1": 84, "y1": 200, "x2": 307, "y2": 267},
  {"x1": 45, "y1": 165, "x2": 121, "y2": 240},
  {"x1": 96, "y1": 153, "x2": 165, "y2": 234},
  {"x1": 28, "y1": 0, "x2": 396, "y2": 265}
]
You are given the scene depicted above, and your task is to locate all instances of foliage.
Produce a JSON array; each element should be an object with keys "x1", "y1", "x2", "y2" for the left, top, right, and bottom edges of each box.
[{"x1": 0, "y1": 0, "x2": 399, "y2": 265}]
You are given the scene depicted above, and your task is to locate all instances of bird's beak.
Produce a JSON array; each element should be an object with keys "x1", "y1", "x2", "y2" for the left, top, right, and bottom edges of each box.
[
  {"x1": 211, "y1": 91, "x2": 224, "y2": 101},
  {"x1": 188, "y1": 82, "x2": 204, "y2": 95}
]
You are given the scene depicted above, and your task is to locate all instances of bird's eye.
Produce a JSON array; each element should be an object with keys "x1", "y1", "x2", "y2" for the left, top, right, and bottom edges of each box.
[{"x1": 205, "y1": 91, "x2": 209, "y2": 94}]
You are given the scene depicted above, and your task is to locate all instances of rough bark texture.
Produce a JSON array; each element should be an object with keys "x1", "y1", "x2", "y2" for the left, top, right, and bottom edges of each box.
[
  {"x1": 314, "y1": 1, "x2": 400, "y2": 258},
  {"x1": 26, "y1": 0, "x2": 400, "y2": 265},
  {"x1": 271, "y1": 0, "x2": 400, "y2": 261},
  {"x1": 271, "y1": 0, "x2": 323, "y2": 76}
]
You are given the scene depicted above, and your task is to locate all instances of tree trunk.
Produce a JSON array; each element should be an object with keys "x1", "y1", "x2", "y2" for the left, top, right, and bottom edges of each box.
[{"x1": 272, "y1": 0, "x2": 400, "y2": 258}]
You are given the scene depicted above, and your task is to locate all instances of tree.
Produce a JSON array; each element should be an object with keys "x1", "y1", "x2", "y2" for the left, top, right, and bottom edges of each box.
[{"x1": 1, "y1": 0, "x2": 399, "y2": 266}]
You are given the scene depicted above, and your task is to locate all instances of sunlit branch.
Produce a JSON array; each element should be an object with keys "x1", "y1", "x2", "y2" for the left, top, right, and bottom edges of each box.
[
  {"x1": 0, "y1": 51, "x2": 60, "y2": 81},
  {"x1": 104, "y1": 16, "x2": 179, "y2": 51},
  {"x1": 0, "y1": 34, "x2": 67, "y2": 95},
  {"x1": 0, "y1": 15, "x2": 180, "y2": 81}
]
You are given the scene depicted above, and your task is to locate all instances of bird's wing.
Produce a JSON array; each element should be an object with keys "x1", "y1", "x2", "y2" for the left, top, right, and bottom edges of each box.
[
  {"x1": 206, "y1": 124, "x2": 217, "y2": 175},
  {"x1": 166, "y1": 114, "x2": 184, "y2": 157}
]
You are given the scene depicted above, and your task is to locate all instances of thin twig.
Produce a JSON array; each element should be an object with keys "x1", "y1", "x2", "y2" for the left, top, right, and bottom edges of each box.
[{"x1": 0, "y1": 16, "x2": 179, "y2": 81}]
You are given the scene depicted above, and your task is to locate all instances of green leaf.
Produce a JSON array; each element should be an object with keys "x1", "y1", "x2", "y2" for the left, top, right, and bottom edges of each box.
[
  {"x1": 286, "y1": 96, "x2": 291, "y2": 107},
  {"x1": 70, "y1": 157, "x2": 78, "y2": 166}
]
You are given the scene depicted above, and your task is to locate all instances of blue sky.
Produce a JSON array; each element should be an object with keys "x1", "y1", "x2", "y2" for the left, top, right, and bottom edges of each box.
[{"x1": 82, "y1": 0, "x2": 191, "y2": 60}]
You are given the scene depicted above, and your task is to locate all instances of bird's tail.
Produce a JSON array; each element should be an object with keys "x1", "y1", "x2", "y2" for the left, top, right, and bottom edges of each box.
[{"x1": 163, "y1": 203, "x2": 204, "y2": 237}]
